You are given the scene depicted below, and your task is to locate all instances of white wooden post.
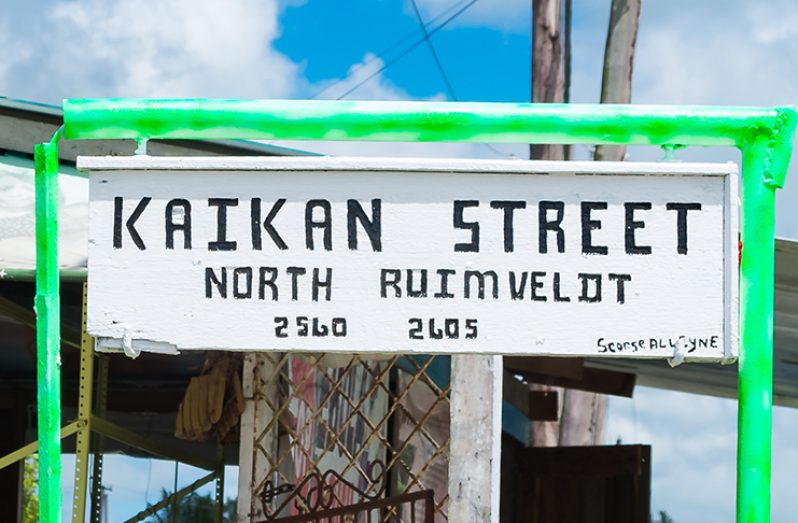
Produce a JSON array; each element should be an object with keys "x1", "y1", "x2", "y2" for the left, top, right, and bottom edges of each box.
[
  {"x1": 237, "y1": 353, "x2": 278, "y2": 522},
  {"x1": 448, "y1": 355, "x2": 503, "y2": 523}
]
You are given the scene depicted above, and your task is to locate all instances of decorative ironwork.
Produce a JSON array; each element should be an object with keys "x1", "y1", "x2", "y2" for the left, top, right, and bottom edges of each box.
[
  {"x1": 259, "y1": 460, "x2": 386, "y2": 519},
  {"x1": 242, "y1": 353, "x2": 450, "y2": 522},
  {"x1": 255, "y1": 489, "x2": 435, "y2": 523}
]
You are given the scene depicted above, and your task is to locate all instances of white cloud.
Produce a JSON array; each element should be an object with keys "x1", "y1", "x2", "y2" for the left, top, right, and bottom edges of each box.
[
  {"x1": 51, "y1": 0, "x2": 300, "y2": 99},
  {"x1": 747, "y1": 0, "x2": 798, "y2": 44},
  {"x1": 0, "y1": 0, "x2": 303, "y2": 102},
  {"x1": 629, "y1": 0, "x2": 798, "y2": 239}
]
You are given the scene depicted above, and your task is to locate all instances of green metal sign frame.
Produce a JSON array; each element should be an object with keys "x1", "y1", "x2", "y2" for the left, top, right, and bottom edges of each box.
[{"x1": 34, "y1": 99, "x2": 797, "y2": 523}]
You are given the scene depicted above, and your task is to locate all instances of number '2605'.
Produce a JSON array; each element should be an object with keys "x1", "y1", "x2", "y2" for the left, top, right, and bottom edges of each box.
[{"x1": 408, "y1": 318, "x2": 477, "y2": 340}]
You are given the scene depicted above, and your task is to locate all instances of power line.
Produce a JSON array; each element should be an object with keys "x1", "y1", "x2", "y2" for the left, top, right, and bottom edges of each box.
[
  {"x1": 336, "y1": 0, "x2": 479, "y2": 100},
  {"x1": 311, "y1": 0, "x2": 474, "y2": 100},
  {"x1": 409, "y1": 0, "x2": 459, "y2": 101},
  {"x1": 407, "y1": 0, "x2": 510, "y2": 159}
]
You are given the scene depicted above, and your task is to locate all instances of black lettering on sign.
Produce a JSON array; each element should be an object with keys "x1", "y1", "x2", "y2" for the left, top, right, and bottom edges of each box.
[
  {"x1": 578, "y1": 273, "x2": 602, "y2": 303},
  {"x1": 539, "y1": 201, "x2": 565, "y2": 253},
  {"x1": 312, "y1": 268, "x2": 333, "y2": 302},
  {"x1": 409, "y1": 318, "x2": 423, "y2": 339},
  {"x1": 553, "y1": 272, "x2": 570, "y2": 302},
  {"x1": 332, "y1": 318, "x2": 347, "y2": 337},
  {"x1": 490, "y1": 200, "x2": 526, "y2": 252},
  {"x1": 347, "y1": 199, "x2": 382, "y2": 251},
  {"x1": 509, "y1": 272, "x2": 528, "y2": 300},
  {"x1": 445, "y1": 318, "x2": 459, "y2": 339},
  {"x1": 434, "y1": 269, "x2": 456, "y2": 299},
  {"x1": 113, "y1": 196, "x2": 150, "y2": 250},
  {"x1": 258, "y1": 267, "x2": 278, "y2": 300},
  {"x1": 286, "y1": 266, "x2": 306, "y2": 300},
  {"x1": 233, "y1": 267, "x2": 253, "y2": 299},
  {"x1": 305, "y1": 199, "x2": 332, "y2": 251},
  {"x1": 312, "y1": 318, "x2": 329, "y2": 337},
  {"x1": 208, "y1": 198, "x2": 238, "y2": 251},
  {"x1": 581, "y1": 201, "x2": 608, "y2": 255},
  {"x1": 205, "y1": 267, "x2": 227, "y2": 298},
  {"x1": 624, "y1": 202, "x2": 652, "y2": 255},
  {"x1": 530, "y1": 271, "x2": 547, "y2": 302},
  {"x1": 297, "y1": 316, "x2": 309, "y2": 336},
  {"x1": 274, "y1": 317, "x2": 288, "y2": 338},
  {"x1": 453, "y1": 200, "x2": 479, "y2": 252},
  {"x1": 608, "y1": 273, "x2": 632, "y2": 304},
  {"x1": 407, "y1": 269, "x2": 428, "y2": 298},
  {"x1": 429, "y1": 319, "x2": 444, "y2": 339},
  {"x1": 464, "y1": 270, "x2": 498, "y2": 299},
  {"x1": 381, "y1": 269, "x2": 401, "y2": 298},
  {"x1": 251, "y1": 198, "x2": 288, "y2": 250},
  {"x1": 165, "y1": 199, "x2": 192, "y2": 250},
  {"x1": 666, "y1": 202, "x2": 702, "y2": 254},
  {"x1": 465, "y1": 319, "x2": 478, "y2": 339}
]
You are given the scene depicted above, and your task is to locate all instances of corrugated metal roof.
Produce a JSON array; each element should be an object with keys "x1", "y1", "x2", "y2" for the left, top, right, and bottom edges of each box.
[{"x1": 0, "y1": 96, "x2": 320, "y2": 158}]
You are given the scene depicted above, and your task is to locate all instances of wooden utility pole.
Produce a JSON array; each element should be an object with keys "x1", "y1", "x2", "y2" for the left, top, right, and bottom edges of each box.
[
  {"x1": 529, "y1": 0, "x2": 641, "y2": 448},
  {"x1": 530, "y1": 0, "x2": 566, "y2": 160},
  {"x1": 529, "y1": 0, "x2": 570, "y2": 447},
  {"x1": 594, "y1": 0, "x2": 642, "y2": 161},
  {"x1": 560, "y1": 0, "x2": 642, "y2": 446}
]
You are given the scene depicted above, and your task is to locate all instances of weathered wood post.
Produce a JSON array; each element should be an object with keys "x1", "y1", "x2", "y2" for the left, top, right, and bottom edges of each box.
[{"x1": 449, "y1": 355, "x2": 503, "y2": 523}]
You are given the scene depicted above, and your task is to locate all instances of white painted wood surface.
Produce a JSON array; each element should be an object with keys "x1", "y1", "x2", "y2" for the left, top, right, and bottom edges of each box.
[
  {"x1": 449, "y1": 354, "x2": 502, "y2": 523},
  {"x1": 236, "y1": 353, "x2": 277, "y2": 522},
  {"x1": 81, "y1": 156, "x2": 738, "y2": 360}
]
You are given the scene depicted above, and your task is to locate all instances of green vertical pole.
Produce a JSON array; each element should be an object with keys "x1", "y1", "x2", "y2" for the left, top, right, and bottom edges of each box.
[
  {"x1": 34, "y1": 141, "x2": 62, "y2": 523},
  {"x1": 737, "y1": 134, "x2": 778, "y2": 523}
]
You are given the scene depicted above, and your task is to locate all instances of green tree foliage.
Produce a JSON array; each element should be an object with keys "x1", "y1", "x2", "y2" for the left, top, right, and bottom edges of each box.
[
  {"x1": 145, "y1": 489, "x2": 236, "y2": 523},
  {"x1": 21, "y1": 455, "x2": 39, "y2": 523}
]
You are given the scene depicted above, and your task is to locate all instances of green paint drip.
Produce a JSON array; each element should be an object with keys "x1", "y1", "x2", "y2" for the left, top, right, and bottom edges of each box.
[
  {"x1": 36, "y1": 99, "x2": 797, "y2": 523},
  {"x1": 34, "y1": 142, "x2": 61, "y2": 523}
]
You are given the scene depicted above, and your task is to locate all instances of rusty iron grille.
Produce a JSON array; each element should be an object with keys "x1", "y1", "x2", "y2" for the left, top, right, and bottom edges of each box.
[
  {"x1": 242, "y1": 353, "x2": 450, "y2": 522},
  {"x1": 255, "y1": 488, "x2": 435, "y2": 523}
]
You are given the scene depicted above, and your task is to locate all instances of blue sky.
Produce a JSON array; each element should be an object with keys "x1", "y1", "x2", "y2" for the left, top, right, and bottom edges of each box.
[{"x1": 3, "y1": 0, "x2": 798, "y2": 521}]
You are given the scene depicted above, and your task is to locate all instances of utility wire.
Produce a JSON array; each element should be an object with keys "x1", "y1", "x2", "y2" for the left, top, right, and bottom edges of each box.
[
  {"x1": 409, "y1": 0, "x2": 459, "y2": 101},
  {"x1": 311, "y1": 0, "x2": 473, "y2": 100},
  {"x1": 408, "y1": 0, "x2": 510, "y2": 158},
  {"x1": 336, "y1": 0, "x2": 479, "y2": 100}
]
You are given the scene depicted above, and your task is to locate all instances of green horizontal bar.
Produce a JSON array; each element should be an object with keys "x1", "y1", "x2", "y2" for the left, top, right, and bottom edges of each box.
[
  {"x1": 62, "y1": 99, "x2": 797, "y2": 187},
  {"x1": 60, "y1": 99, "x2": 785, "y2": 145}
]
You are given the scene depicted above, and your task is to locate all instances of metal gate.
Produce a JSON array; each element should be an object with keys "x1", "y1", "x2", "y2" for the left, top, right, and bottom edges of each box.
[
  {"x1": 238, "y1": 353, "x2": 451, "y2": 522},
  {"x1": 256, "y1": 486, "x2": 435, "y2": 523}
]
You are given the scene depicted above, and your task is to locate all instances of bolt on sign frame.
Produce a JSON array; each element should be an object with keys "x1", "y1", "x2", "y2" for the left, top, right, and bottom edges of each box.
[{"x1": 32, "y1": 100, "x2": 796, "y2": 523}]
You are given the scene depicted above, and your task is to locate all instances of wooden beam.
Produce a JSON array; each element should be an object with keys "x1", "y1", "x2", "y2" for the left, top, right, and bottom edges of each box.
[
  {"x1": 505, "y1": 356, "x2": 584, "y2": 380},
  {"x1": 503, "y1": 372, "x2": 559, "y2": 421},
  {"x1": 521, "y1": 366, "x2": 636, "y2": 398}
]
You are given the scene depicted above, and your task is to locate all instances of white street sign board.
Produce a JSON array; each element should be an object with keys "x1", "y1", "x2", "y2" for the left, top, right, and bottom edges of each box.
[{"x1": 81, "y1": 156, "x2": 737, "y2": 360}]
